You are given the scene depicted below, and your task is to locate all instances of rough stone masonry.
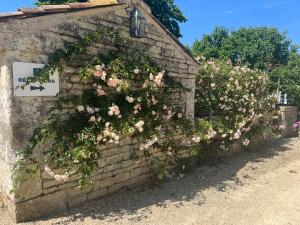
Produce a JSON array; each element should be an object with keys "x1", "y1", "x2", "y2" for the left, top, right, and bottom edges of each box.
[{"x1": 0, "y1": 0, "x2": 198, "y2": 222}]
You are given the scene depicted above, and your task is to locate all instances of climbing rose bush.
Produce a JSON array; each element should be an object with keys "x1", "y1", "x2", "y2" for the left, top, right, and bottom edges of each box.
[
  {"x1": 17, "y1": 49, "x2": 193, "y2": 187},
  {"x1": 193, "y1": 57, "x2": 278, "y2": 150}
]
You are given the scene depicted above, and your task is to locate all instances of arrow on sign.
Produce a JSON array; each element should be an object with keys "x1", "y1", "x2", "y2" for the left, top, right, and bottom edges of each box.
[{"x1": 30, "y1": 86, "x2": 45, "y2": 91}]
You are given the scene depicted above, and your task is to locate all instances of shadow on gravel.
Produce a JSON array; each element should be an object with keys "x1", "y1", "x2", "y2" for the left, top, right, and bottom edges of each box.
[{"x1": 34, "y1": 138, "x2": 296, "y2": 225}]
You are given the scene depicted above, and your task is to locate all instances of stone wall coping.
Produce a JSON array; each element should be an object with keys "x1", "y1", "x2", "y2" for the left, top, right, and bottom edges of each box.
[
  {"x1": 0, "y1": 1, "x2": 122, "y2": 21},
  {"x1": 279, "y1": 106, "x2": 298, "y2": 110}
]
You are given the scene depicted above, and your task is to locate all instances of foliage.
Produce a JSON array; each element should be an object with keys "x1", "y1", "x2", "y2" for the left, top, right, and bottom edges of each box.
[
  {"x1": 35, "y1": 0, "x2": 186, "y2": 38},
  {"x1": 193, "y1": 58, "x2": 279, "y2": 150},
  {"x1": 13, "y1": 27, "x2": 194, "y2": 189},
  {"x1": 192, "y1": 27, "x2": 294, "y2": 71},
  {"x1": 270, "y1": 52, "x2": 300, "y2": 107},
  {"x1": 143, "y1": 0, "x2": 187, "y2": 38}
]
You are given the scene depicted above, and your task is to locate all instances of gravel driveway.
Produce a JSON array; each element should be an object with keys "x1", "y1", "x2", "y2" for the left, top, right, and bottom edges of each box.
[{"x1": 1, "y1": 137, "x2": 300, "y2": 225}]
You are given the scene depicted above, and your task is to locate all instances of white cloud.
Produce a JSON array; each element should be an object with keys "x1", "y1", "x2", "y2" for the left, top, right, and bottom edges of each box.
[
  {"x1": 265, "y1": 0, "x2": 294, "y2": 9},
  {"x1": 225, "y1": 10, "x2": 236, "y2": 15}
]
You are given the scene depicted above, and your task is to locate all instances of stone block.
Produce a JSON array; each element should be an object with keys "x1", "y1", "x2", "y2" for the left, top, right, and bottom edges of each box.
[
  {"x1": 280, "y1": 106, "x2": 298, "y2": 137},
  {"x1": 87, "y1": 188, "x2": 107, "y2": 201},
  {"x1": 14, "y1": 172, "x2": 43, "y2": 203},
  {"x1": 130, "y1": 167, "x2": 143, "y2": 178},
  {"x1": 106, "y1": 153, "x2": 123, "y2": 165},
  {"x1": 67, "y1": 193, "x2": 87, "y2": 208},
  {"x1": 93, "y1": 177, "x2": 115, "y2": 190},
  {"x1": 107, "y1": 183, "x2": 123, "y2": 194},
  {"x1": 15, "y1": 190, "x2": 67, "y2": 223}
]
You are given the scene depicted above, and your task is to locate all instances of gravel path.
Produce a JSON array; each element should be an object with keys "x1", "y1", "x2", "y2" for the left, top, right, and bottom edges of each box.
[{"x1": 1, "y1": 137, "x2": 300, "y2": 225}]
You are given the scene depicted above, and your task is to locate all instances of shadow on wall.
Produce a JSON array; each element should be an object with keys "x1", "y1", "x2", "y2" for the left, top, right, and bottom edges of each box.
[{"x1": 33, "y1": 138, "x2": 295, "y2": 224}]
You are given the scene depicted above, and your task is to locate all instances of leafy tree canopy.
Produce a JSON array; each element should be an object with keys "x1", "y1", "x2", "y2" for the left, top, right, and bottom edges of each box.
[
  {"x1": 192, "y1": 27, "x2": 295, "y2": 71},
  {"x1": 36, "y1": 0, "x2": 186, "y2": 38},
  {"x1": 143, "y1": 0, "x2": 186, "y2": 38},
  {"x1": 270, "y1": 52, "x2": 300, "y2": 107}
]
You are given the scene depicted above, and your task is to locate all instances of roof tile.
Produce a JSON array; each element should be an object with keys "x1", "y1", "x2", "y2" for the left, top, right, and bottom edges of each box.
[
  {"x1": 18, "y1": 7, "x2": 45, "y2": 14},
  {"x1": 0, "y1": 11, "x2": 24, "y2": 18},
  {"x1": 89, "y1": 0, "x2": 119, "y2": 6},
  {"x1": 67, "y1": 3, "x2": 94, "y2": 9},
  {"x1": 40, "y1": 5, "x2": 71, "y2": 12},
  {"x1": 0, "y1": 1, "x2": 122, "y2": 20}
]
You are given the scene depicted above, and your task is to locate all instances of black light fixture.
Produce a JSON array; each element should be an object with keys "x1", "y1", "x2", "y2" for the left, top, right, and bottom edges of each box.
[{"x1": 130, "y1": 7, "x2": 146, "y2": 38}]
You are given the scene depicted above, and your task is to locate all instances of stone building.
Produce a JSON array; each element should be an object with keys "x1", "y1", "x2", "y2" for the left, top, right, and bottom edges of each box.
[{"x1": 0, "y1": 0, "x2": 198, "y2": 222}]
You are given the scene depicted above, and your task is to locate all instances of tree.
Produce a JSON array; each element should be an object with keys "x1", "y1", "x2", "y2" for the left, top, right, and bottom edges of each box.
[
  {"x1": 143, "y1": 0, "x2": 186, "y2": 38},
  {"x1": 192, "y1": 27, "x2": 293, "y2": 71},
  {"x1": 270, "y1": 52, "x2": 300, "y2": 107},
  {"x1": 36, "y1": 0, "x2": 186, "y2": 38}
]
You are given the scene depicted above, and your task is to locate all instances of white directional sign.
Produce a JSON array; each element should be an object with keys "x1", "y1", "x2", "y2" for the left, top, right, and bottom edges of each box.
[{"x1": 13, "y1": 62, "x2": 59, "y2": 97}]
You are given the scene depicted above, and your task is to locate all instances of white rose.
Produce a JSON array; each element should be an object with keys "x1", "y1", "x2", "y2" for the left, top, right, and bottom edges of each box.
[
  {"x1": 97, "y1": 135, "x2": 103, "y2": 142},
  {"x1": 126, "y1": 96, "x2": 134, "y2": 103},
  {"x1": 192, "y1": 136, "x2": 201, "y2": 143},
  {"x1": 77, "y1": 105, "x2": 85, "y2": 112}
]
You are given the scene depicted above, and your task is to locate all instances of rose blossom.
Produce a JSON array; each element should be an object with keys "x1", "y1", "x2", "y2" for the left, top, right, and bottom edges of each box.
[
  {"x1": 44, "y1": 165, "x2": 55, "y2": 177},
  {"x1": 134, "y1": 104, "x2": 141, "y2": 114},
  {"x1": 97, "y1": 87, "x2": 106, "y2": 96},
  {"x1": 77, "y1": 105, "x2": 85, "y2": 112},
  {"x1": 86, "y1": 106, "x2": 95, "y2": 114},
  {"x1": 192, "y1": 136, "x2": 201, "y2": 143},
  {"x1": 89, "y1": 116, "x2": 96, "y2": 122},
  {"x1": 126, "y1": 96, "x2": 134, "y2": 103},
  {"x1": 100, "y1": 70, "x2": 107, "y2": 81},
  {"x1": 93, "y1": 70, "x2": 102, "y2": 77},
  {"x1": 95, "y1": 65, "x2": 102, "y2": 71},
  {"x1": 154, "y1": 72, "x2": 164, "y2": 86},
  {"x1": 149, "y1": 73, "x2": 154, "y2": 80},
  {"x1": 108, "y1": 104, "x2": 120, "y2": 116},
  {"x1": 96, "y1": 135, "x2": 103, "y2": 142},
  {"x1": 107, "y1": 78, "x2": 119, "y2": 87},
  {"x1": 242, "y1": 139, "x2": 250, "y2": 146},
  {"x1": 135, "y1": 120, "x2": 145, "y2": 133}
]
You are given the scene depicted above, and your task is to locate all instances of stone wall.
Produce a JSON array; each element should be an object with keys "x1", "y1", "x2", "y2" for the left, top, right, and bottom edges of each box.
[
  {"x1": 279, "y1": 106, "x2": 298, "y2": 137},
  {"x1": 0, "y1": 2, "x2": 198, "y2": 222},
  {"x1": 0, "y1": 60, "x2": 14, "y2": 200}
]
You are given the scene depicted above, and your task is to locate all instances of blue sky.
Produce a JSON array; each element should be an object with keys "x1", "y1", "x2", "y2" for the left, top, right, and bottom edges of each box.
[{"x1": 1, "y1": 0, "x2": 300, "y2": 48}]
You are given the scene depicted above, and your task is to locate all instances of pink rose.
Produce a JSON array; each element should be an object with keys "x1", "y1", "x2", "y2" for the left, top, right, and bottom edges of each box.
[
  {"x1": 93, "y1": 70, "x2": 102, "y2": 77},
  {"x1": 93, "y1": 70, "x2": 107, "y2": 80},
  {"x1": 154, "y1": 72, "x2": 164, "y2": 86},
  {"x1": 107, "y1": 78, "x2": 119, "y2": 87},
  {"x1": 97, "y1": 89, "x2": 106, "y2": 96}
]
